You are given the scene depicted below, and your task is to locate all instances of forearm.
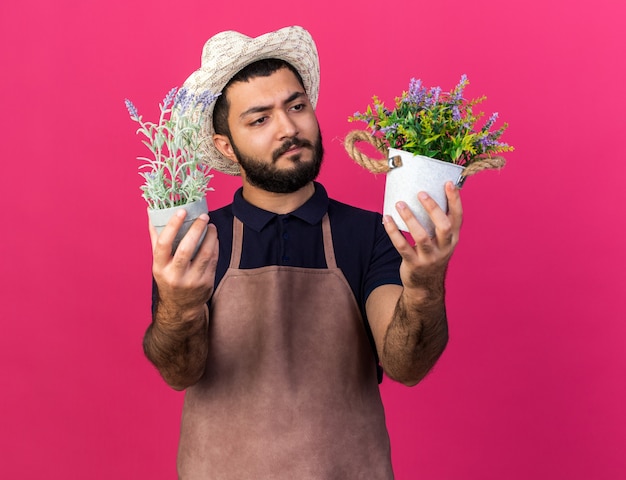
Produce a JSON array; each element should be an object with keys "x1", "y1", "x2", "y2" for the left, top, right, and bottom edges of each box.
[
  {"x1": 143, "y1": 298, "x2": 210, "y2": 390},
  {"x1": 377, "y1": 182, "x2": 461, "y2": 385},
  {"x1": 381, "y1": 285, "x2": 449, "y2": 386}
]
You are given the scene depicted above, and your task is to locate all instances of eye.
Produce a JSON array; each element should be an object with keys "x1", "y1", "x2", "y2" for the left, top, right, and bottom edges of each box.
[
  {"x1": 250, "y1": 116, "x2": 268, "y2": 126},
  {"x1": 290, "y1": 103, "x2": 305, "y2": 112}
]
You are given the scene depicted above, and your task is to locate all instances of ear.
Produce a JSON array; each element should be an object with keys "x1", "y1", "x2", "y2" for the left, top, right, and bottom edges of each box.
[{"x1": 213, "y1": 134, "x2": 239, "y2": 164}]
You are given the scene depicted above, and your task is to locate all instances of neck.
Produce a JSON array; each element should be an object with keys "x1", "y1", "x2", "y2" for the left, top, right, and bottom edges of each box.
[{"x1": 241, "y1": 181, "x2": 316, "y2": 214}]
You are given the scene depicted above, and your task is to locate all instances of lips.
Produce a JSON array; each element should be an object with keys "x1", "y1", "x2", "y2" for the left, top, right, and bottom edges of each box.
[{"x1": 285, "y1": 145, "x2": 302, "y2": 154}]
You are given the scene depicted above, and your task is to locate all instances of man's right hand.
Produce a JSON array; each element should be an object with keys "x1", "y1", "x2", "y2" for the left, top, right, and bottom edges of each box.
[
  {"x1": 144, "y1": 209, "x2": 218, "y2": 390},
  {"x1": 149, "y1": 209, "x2": 219, "y2": 321}
]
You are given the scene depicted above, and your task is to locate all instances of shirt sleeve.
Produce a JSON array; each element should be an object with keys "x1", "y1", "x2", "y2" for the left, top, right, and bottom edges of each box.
[
  {"x1": 329, "y1": 200, "x2": 402, "y2": 312},
  {"x1": 362, "y1": 213, "x2": 403, "y2": 302}
]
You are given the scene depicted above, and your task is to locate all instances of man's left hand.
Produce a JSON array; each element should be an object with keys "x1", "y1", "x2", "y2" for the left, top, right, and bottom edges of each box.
[{"x1": 383, "y1": 181, "x2": 462, "y2": 296}]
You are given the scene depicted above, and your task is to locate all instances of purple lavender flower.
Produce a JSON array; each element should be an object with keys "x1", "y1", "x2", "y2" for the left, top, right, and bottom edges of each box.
[
  {"x1": 174, "y1": 87, "x2": 188, "y2": 102},
  {"x1": 405, "y1": 78, "x2": 425, "y2": 104},
  {"x1": 174, "y1": 87, "x2": 192, "y2": 113},
  {"x1": 477, "y1": 132, "x2": 508, "y2": 153},
  {"x1": 431, "y1": 86, "x2": 442, "y2": 103},
  {"x1": 483, "y1": 112, "x2": 499, "y2": 131},
  {"x1": 380, "y1": 123, "x2": 399, "y2": 135},
  {"x1": 452, "y1": 105, "x2": 461, "y2": 122},
  {"x1": 197, "y1": 90, "x2": 221, "y2": 113},
  {"x1": 451, "y1": 74, "x2": 468, "y2": 102},
  {"x1": 423, "y1": 86, "x2": 442, "y2": 108},
  {"x1": 163, "y1": 87, "x2": 178, "y2": 109},
  {"x1": 477, "y1": 135, "x2": 493, "y2": 153},
  {"x1": 125, "y1": 99, "x2": 139, "y2": 119}
]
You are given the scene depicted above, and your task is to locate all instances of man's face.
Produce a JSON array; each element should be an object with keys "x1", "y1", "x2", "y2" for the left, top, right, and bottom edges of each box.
[{"x1": 216, "y1": 68, "x2": 323, "y2": 193}]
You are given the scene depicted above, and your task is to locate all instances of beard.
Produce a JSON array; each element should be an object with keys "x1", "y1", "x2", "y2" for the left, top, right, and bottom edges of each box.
[{"x1": 231, "y1": 132, "x2": 324, "y2": 194}]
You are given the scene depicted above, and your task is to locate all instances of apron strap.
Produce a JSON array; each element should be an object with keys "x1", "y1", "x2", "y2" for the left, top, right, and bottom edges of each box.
[
  {"x1": 230, "y1": 213, "x2": 337, "y2": 269},
  {"x1": 321, "y1": 214, "x2": 337, "y2": 269},
  {"x1": 230, "y1": 217, "x2": 244, "y2": 269}
]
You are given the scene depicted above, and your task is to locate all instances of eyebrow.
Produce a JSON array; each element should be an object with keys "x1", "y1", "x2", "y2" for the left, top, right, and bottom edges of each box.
[{"x1": 239, "y1": 91, "x2": 306, "y2": 119}]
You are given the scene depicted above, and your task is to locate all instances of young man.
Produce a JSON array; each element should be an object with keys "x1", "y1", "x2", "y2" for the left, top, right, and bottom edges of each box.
[{"x1": 144, "y1": 26, "x2": 462, "y2": 479}]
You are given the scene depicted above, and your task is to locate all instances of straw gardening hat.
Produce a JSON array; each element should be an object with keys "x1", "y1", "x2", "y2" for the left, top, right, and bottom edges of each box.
[{"x1": 182, "y1": 25, "x2": 321, "y2": 176}]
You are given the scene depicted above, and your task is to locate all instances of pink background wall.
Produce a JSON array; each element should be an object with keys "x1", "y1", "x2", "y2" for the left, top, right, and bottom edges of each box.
[{"x1": 1, "y1": 0, "x2": 624, "y2": 478}]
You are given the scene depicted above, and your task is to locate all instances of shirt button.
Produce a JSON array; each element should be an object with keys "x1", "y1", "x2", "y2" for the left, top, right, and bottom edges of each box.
[
  {"x1": 282, "y1": 255, "x2": 290, "y2": 262},
  {"x1": 282, "y1": 232, "x2": 289, "y2": 240}
]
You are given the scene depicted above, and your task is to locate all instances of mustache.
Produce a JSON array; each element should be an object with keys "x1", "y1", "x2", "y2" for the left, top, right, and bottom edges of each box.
[{"x1": 272, "y1": 137, "x2": 314, "y2": 162}]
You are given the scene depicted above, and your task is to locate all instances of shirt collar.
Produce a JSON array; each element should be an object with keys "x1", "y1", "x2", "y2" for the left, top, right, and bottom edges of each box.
[{"x1": 232, "y1": 182, "x2": 329, "y2": 232}]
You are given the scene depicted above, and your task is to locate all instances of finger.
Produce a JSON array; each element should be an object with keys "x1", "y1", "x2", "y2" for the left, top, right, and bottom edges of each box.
[
  {"x1": 417, "y1": 192, "x2": 450, "y2": 231},
  {"x1": 395, "y1": 201, "x2": 431, "y2": 248},
  {"x1": 195, "y1": 222, "x2": 218, "y2": 259},
  {"x1": 152, "y1": 209, "x2": 187, "y2": 264},
  {"x1": 191, "y1": 223, "x2": 219, "y2": 276},
  {"x1": 192, "y1": 221, "x2": 217, "y2": 256},
  {"x1": 382, "y1": 214, "x2": 418, "y2": 260},
  {"x1": 394, "y1": 201, "x2": 427, "y2": 235},
  {"x1": 415, "y1": 192, "x2": 457, "y2": 248},
  {"x1": 173, "y1": 214, "x2": 211, "y2": 262},
  {"x1": 445, "y1": 182, "x2": 463, "y2": 233}
]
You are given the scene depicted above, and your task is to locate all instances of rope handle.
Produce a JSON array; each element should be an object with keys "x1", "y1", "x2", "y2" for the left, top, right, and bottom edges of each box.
[{"x1": 343, "y1": 130, "x2": 506, "y2": 178}]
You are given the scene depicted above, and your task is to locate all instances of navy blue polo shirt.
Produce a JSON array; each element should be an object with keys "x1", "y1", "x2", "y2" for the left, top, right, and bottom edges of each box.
[{"x1": 209, "y1": 182, "x2": 402, "y2": 321}]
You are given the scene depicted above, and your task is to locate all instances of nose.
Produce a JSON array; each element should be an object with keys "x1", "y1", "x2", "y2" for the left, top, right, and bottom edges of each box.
[{"x1": 276, "y1": 111, "x2": 298, "y2": 139}]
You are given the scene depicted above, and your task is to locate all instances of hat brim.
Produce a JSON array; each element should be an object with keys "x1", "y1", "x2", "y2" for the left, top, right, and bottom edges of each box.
[{"x1": 181, "y1": 26, "x2": 320, "y2": 176}]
